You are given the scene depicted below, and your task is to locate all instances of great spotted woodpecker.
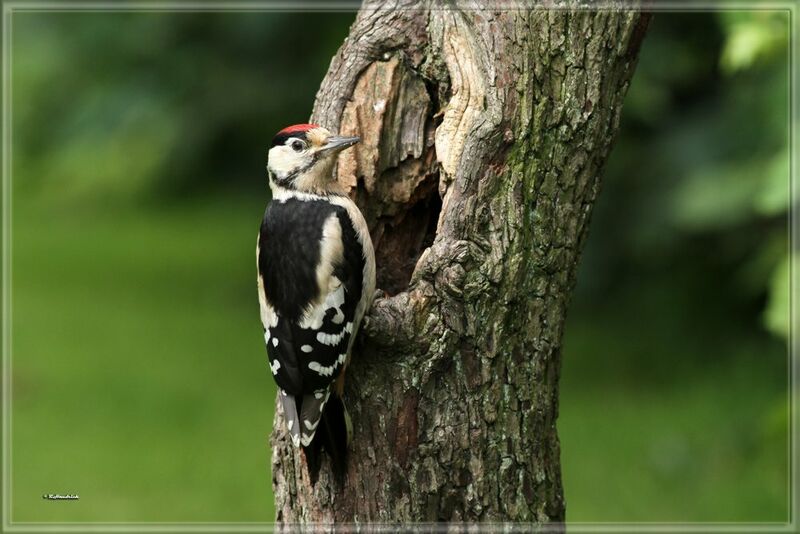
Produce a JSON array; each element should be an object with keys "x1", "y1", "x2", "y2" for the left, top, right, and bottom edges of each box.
[{"x1": 257, "y1": 124, "x2": 376, "y2": 481}]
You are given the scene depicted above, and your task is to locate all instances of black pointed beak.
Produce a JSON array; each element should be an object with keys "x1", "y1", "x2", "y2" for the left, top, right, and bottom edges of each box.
[{"x1": 320, "y1": 135, "x2": 360, "y2": 154}]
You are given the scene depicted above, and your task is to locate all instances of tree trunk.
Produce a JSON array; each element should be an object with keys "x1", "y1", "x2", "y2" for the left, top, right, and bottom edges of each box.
[{"x1": 271, "y1": 1, "x2": 649, "y2": 525}]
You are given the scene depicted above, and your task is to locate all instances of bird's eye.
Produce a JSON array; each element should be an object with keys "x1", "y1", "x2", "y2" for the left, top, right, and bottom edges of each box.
[{"x1": 291, "y1": 140, "x2": 305, "y2": 152}]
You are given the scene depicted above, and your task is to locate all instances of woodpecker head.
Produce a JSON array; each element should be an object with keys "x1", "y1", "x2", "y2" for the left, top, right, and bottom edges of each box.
[{"x1": 267, "y1": 124, "x2": 359, "y2": 195}]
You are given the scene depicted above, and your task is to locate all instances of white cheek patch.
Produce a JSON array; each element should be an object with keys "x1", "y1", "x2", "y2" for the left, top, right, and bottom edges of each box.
[{"x1": 267, "y1": 145, "x2": 311, "y2": 180}]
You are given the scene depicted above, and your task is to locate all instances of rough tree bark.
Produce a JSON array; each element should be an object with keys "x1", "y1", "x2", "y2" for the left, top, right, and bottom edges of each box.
[{"x1": 271, "y1": 1, "x2": 649, "y2": 525}]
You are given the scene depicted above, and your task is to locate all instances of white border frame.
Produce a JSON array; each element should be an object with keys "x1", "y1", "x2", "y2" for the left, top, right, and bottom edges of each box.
[{"x1": 1, "y1": 1, "x2": 796, "y2": 532}]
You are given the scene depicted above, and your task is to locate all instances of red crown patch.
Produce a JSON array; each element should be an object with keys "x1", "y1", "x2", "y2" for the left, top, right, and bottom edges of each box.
[{"x1": 276, "y1": 123, "x2": 320, "y2": 135}]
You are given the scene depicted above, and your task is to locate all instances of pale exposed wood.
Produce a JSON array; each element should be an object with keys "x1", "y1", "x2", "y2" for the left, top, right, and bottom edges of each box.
[{"x1": 271, "y1": 1, "x2": 649, "y2": 524}]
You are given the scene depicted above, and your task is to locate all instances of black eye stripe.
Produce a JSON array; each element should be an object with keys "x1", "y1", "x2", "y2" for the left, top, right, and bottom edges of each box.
[{"x1": 279, "y1": 154, "x2": 319, "y2": 185}]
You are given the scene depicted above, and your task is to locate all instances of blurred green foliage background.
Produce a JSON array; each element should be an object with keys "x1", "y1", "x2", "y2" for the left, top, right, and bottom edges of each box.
[{"x1": 8, "y1": 9, "x2": 790, "y2": 523}]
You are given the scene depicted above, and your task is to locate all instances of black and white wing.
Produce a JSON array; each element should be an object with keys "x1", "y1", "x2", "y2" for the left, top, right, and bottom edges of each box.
[{"x1": 257, "y1": 197, "x2": 366, "y2": 447}]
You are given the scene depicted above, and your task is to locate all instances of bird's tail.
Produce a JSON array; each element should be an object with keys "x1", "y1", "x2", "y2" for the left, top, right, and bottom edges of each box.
[{"x1": 302, "y1": 393, "x2": 351, "y2": 485}]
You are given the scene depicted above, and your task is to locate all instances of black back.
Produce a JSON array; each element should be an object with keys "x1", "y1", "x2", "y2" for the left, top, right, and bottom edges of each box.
[
  {"x1": 259, "y1": 198, "x2": 336, "y2": 321},
  {"x1": 258, "y1": 197, "x2": 366, "y2": 394}
]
